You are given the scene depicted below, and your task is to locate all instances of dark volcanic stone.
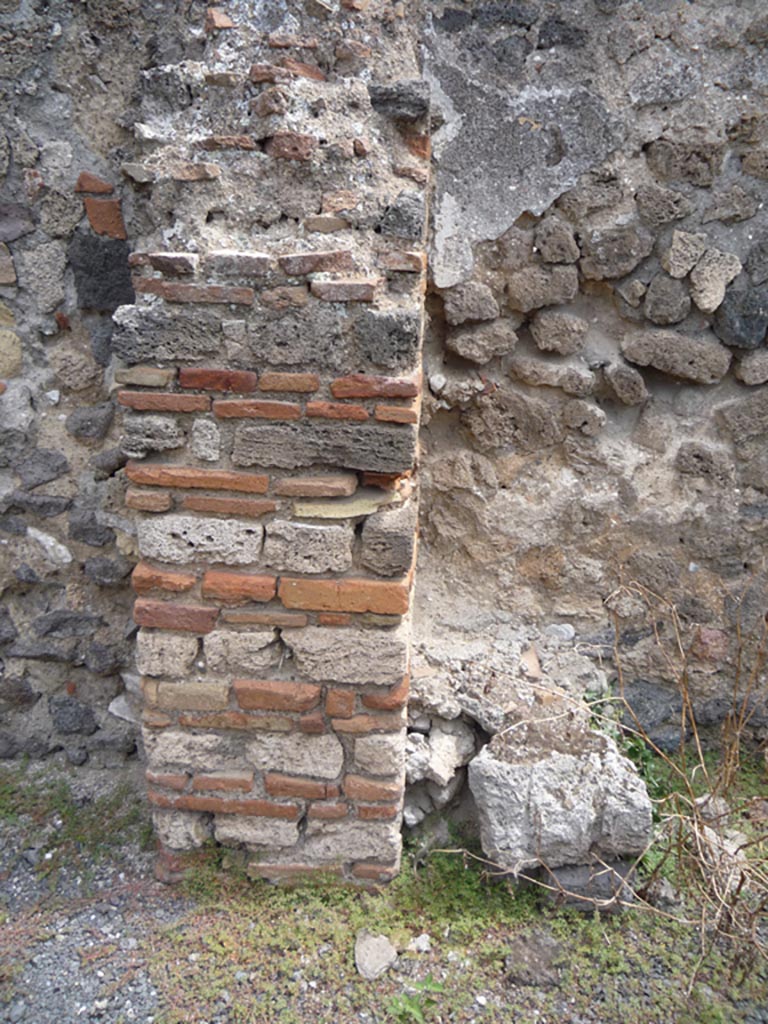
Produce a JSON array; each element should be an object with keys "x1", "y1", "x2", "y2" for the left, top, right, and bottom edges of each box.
[
  {"x1": 49, "y1": 694, "x2": 98, "y2": 735},
  {"x1": 644, "y1": 273, "x2": 691, "y2": 325},
  {"x1": 475, "y1": 2, "x2": 539, "y2": 28},
  {"x1": 0, "y1": 607, "x2": 18, "y2": 645},
  {"x1": 368, "y1": 81, "x2": 430, "y2": 122},
  {"x1": 85, "y1": 642, "x2": 122, "y2": 676},
  {"x1": 8, "y1": 639, "x2": 79, "y2": 662},
  {"x1": 7, "y1": 491, "x2": 72, "y2": 518},
  {"x1": 434, "y1": 7, "x2": 472, "y2": 31},
  {"x1": 379, "y1": 191, "x2": 426, "y2": 239},
  {"x1": 356, "y1": 309, "x2": 420, "y2": 370},
  {"x1": 0, "y1": 515, "x2": 27, "y2": 536},
  {"x1": 712, "y1": 284, "x2": 768, "y2": 349},
  {"x1": 537, "y1": 16, "x2": 586, "y2": 48},
  {"x1": 69, "y1": 507, "x2": 115, "y2": 547},
  {"x1": 0, "y1": 675, "x2": 38, "y2": 709},
  {"x1": 89, "y1": 447, "x2": 129, "y2": 480},
  {"x1": 0, "y1": 202, "x2": 35, "y2": 242},
  {"x1": 32, "y1": 609, "x2": 103, "y2": 638},
  {"x1": 13, "y1": 448, "x2": 70, "y2": 489},
  {"x1": 84, "y1": 556, "x2": 132, "y2": 586},
  {"x1": 68, "y1": 230, "x2": 135, "y2": 311},
  {"x1": 65, "y1": 402, "x2": 115, "y2": 441},
  {"x1": 746, "y1": 240, "x2": 768, "y2": 286}
]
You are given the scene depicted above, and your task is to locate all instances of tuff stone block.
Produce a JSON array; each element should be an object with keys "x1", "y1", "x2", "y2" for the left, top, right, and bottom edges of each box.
[
  {"x1": 263, "y1": 521, "x2": 354, "y2": 574},
  {"x1": 138, "y1": 515, "x2": 264, "y2": 565},
  {"x1": 245, "y1": 733, "x2": 344, "y2": 778},
  {"x1": 285, "y1": 625, "x2": 409, "y2": 685},
  {"x1": 231, "y1": 420, "x2": 417, "y2": 474},
  {"x1": 136, "y1": 630, "x2": 199, "y2": 678}
]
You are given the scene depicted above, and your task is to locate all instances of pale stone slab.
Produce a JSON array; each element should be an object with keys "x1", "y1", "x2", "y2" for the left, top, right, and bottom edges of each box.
[
  {"x1": 136, "y1": 630, "x2": 199, "y2": 678},
  {"x1": 355, "y1": 733, "x2": 406, "y2": 775},
  {"x1": 263, "y1": 520, "x2": 353, "y2": 573},
  {"x1": 138, "y1": 515, "x2": 264, "y2": 565},
  {"x1": 302, "y1": 820, "x2": 400, "y2": 862},
  {"x1": 286, "y1": 624, "x2": 409, "y2": 686},
  {"x1": 245, "y1": 733, "x2": 343, "y2": 779},
  {"x1": 153, "y1": 809, "x2": 212, "y2": 850},
  {"x1": 215, "y1": 816, "x2": 299, "y2": 848},
  {"x1": 204, "y1": 629, "x2": 278, "y2": 674}
]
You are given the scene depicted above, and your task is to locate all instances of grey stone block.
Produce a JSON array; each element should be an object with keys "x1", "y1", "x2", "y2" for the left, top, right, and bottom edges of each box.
[
  {"x1": 66, "y1": 402, "x2": 115, "y2": 442},
  {"x1": 361, "y1": 502, "x2": 417, "y2": 577},
  {"x1": 263, "y1": 520, "x2": 353, "y2": 574},
  {"x1": 368, "y1": 81, "x2": 430, "y2": 122},
  {"x1": 13, "y1": 449, "x2": 70, "y2": 489},
  {"x1": 621, "y1": 330, "x2": 731, "y2": 384},
  {"x1": 112, "y1": 305, "x2": 222, "y2": 364},
  {"x1": 49, "y1": 695, "x2": 98, "y2": 735},
  {"x1": 232, "y1": 420, "x2": 417, "y2": 474},
  {"x1": 285, "y1": 623, "x2": 409, "y2": 686},
  {"x1": 121, "y1": 414, "x2": 185, "y2": 459},
  {"x1": 137, "y1": 630, "x2": 199, "y2": 678},
  {"x1": 138, "y1": 515, "x2": 263, "y2": 566},
  {"x1": 356, "y1": 309, "x2": 421, "y2": 371},
  {"x1": 245, "y1": 733, "x2": 344, "y2": 779}
]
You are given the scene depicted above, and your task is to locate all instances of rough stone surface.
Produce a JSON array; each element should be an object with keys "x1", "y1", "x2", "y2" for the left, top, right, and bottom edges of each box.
[
  {"x1": 643, "y1": 274, "x2": 691, "y2": 326},
  {"x1": 361, "y1": 502, "x2": 417, "y2": 577},
  {"x1": 215, "y1": 816, "x2": 299, "y2": 848},
  {"x1": 469, "y1": 733, "x2": 652, "y2": 871},
  {"x1": 122, "y1": 415, "x2": 185, "y2": 459},
  {"x1": 136, "y1": 631, "x2": 199, "y2": 678},
  {"x1": 530, "y1": 310, "x2": 588, "y2": 355},
  {"x1": 445, "y1": 320, "x2": 518, "y2": 363},
  {"x1": 580, "y1": 227, "x2": 654, "y2": 281},
  {"x1": 506, "y1": 265, "x2": 579, "y2": 313},
  {"x1": 138, "y1": 516, "x2": 264, "y2": 566},
  {"x1": 621, "y1": 330, "x2": 731, "y2": 384},
  {"x1": 245, "y1": 733, "x2": 344, "y2": 779},
  {"x1": 204, "y1": 630, "x2": 278, "y2": 675},
  {"x1": 689, "y1": 249, "x2": 742, "y2": 314},
  {"x1": 286, "y1": 625, "x2": 409, "y2": 686},
  {"x1": 355, "y1": 733, "x2": 406, "y2": 776},
  {"x1": 263, "y1": 520, "x2": 353, "y2": 574},
  {"x1": 712, "y1": 284, "x2": 768, "y2": 350},
  {"x1": 442, "y1": 281, "x2": 500, "y2": 326},
  {"x1": 354, "y1": 931, "x2": 398, "y2": 980}
]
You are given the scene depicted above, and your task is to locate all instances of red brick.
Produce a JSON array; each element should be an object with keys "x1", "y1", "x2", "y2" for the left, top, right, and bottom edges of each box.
[
  {"x1": 213, "y1": 399, "x2": 301, "y2": 420},
  {"x1": 353, "y1": 137, "x2": 369, "y2": 157},
  {"x1": 361, "y1": 675, "x2": 410, "y2": 712},
  {"x1": 205, "y1": 7, "x2": 234, "y2": 31},
  {"x1": 133, "y1": 279, "x2": 254, "y2": 305},
  {"x1": 378, "y1": 250, "x2": 426, "y2": 273},
  {"x1": 222, "y1": 609, "x2": 308, "y2": 628},
  {"x1": 148, "y1": 791, "x2": 299, "y2": 818},
  {"x1": 375, "y1": 404, "x2": 418, "y2": 424},
  {"x1": 258, "y1": 372, "x2": 319, "y2": 393},
  {"x1": 179, "y1": 368, "x2": 259, "y2": 392},
  {"x1": 142, "y1": 709, "x2": 173, "y2": 729},
  {"x1": 306, "y1": 401, "x2": 369, "y2": 422},
  {"x1": 234, "y1": 679, "x2": 321, "y2": 713},
  {"x1": 249, "y1": 62, "x2": 292, "y2": 83},
  {"x1": 280, "y1": 57, "x2": 326, "y2": 81},
  {"x1": 264, "y1": 774, "x2": 328, "y2": 800},
  {"x1": 357, "y1": 804, "x2": 399, "y2": 820},
  {"x1": 126, "y1": 463, "x2": 269, "y2": 494},
  {"x1": 146, "y1": 771, "x2": 188, "y2": 791},
  {"x1": 336, "y1": 40, "x2": 372, "y2": 61},
  {"x1": 361, "y1": 471, "x2": 410, "y2": 490},
  {"x1": 318, "y1": 612, "x2": 352, "y2": 626},
  {"x1": 117, "y1": 391, "x2": 210, "y2": 413},
  {"x1": 202, "y1": 570, "x2": 277, "y2": 603},
  {"x1": 179, "y1": 711, "x2": 294, "y2": 732},
  {"x1": 75, "y1": 172, "x2": 113, "y2": 194},
  {"x1": 278, "y1": 251, "x2": 354, "y2": 275},
  {"x1": 394, "y1": 164, "x2": 428, "y2": 185},
  {"x1": 344, "y1": 775, "x2": 402, "y2": 802},
  {"x1": 260, "y1": 285, "x2": 309, "y2": 310},
  {"x1": 192, "y1": 772, "x2": 254, "y2": 792},
  {"x1": 181, "y1": 496, "x2": 277, "y2": 518},
  {"x1": 133, "y1": 598, "x2": 218, "y2": 633},
  {"x1": 351, "y1": 862, "x2": 399, "y2": 882},
  {"x1": 308, "y1": 801, "x2": 349, "y2": 820},
  {"x1": 147, "y1": 252, "x2": 199, "y2": 276},
  {"x1": 279, "y1": 577, "x2": 410, "y2": 615},
  {"x1": 268, "y1": 32, "x2": 318, "y2": 48},
  {"x1": 326, "y1": 688, "x2": 356, "y2": 717},
  {"x1": 132, "y1": 562, "x2": 196, "y2": 595},
  {"x1": 310, "y1": 279, "x2": 377, "y2": 302},
  {"x1": 331, "y1": 712, "x2": 404, "y2": 734},
  {"x1": 265, "y1": 133, "x2": 318, "y2": 161},
  {"x1": 274, "y1": 474, "x2": 357, "y2": 497},
  {"x1": 330, "y1": 374, "x2": 419, "y2": 399},
  {"x1": 250, "y1": 87, "x2": 289, "y2": 117},
  {"x1": 299, "y1": 710, "x2": 326, "y2": 734},
  {"x1": 125, "y1": 488, "x2": 173, "y2": 512},
  {"x1": 199, "y1": 135, "x2": 257, "y2": 150},
  {"x1": 405, "y1": 133, "x2": 431, "y2": 159},
  {"x1": 84, "y1": 197, "x2": 126, "y2": 239}
]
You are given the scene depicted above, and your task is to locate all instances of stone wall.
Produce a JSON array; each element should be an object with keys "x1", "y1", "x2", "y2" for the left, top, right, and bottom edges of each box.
[
  {"x1": 2, "y1": 0, "x2": 768, "y2": 881},
  {"x1": 416, "y1": 0, "x2": 768, "y2": 757}
]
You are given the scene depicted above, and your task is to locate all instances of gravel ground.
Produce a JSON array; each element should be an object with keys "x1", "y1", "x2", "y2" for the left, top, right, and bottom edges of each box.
[
  {"x1": 2, "y1": 757, "x2": 768, "y2": 1024},
  {"x1": 0, "y1": 758, "x2": 189, "y2": 1024}
]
